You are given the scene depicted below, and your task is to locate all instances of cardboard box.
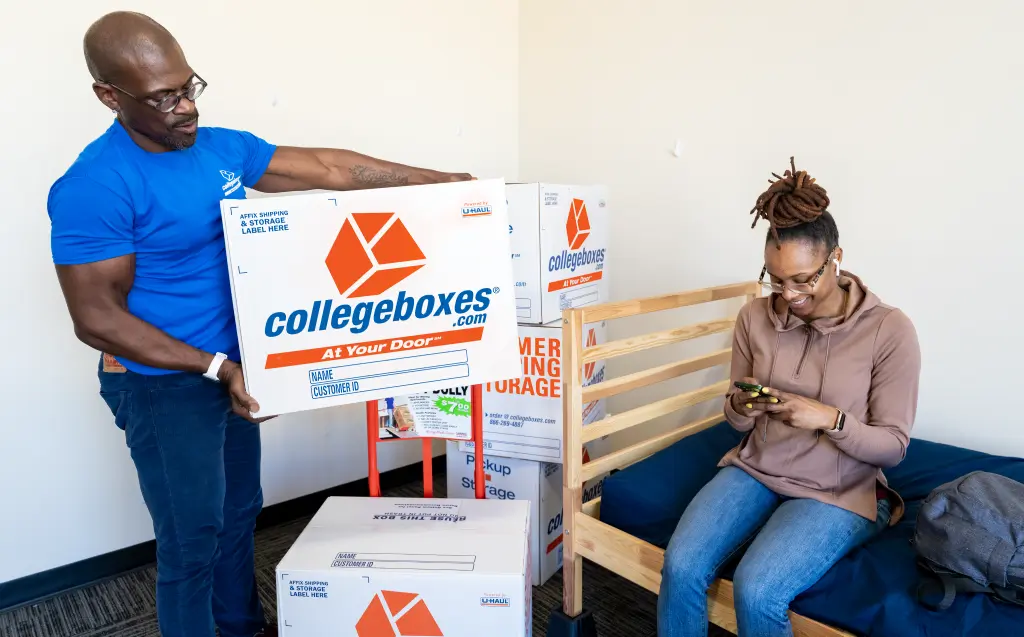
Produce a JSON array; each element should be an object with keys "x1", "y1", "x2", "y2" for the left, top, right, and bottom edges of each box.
[
  {"x1": 220, "y1": 179, "x2": 521, "y2": 418},
  {"x1": 446, "y1": 444, "x2": 605, "y2": 587},
  {"x1": 376, "y1": 387, "x2": 471, "y2": 440},
  {"x1": 507, "y1": 183, "x2": 609, "y2": 325},
  {"x1": 276, "y1": 497, "x2": 531, "y2": 637},
  {"x1": 459, "y1": 321, "x2": 607, "y2": 462}
]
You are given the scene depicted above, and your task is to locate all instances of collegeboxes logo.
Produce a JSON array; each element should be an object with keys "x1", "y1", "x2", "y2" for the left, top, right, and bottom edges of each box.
[
  {"x1": 356, "y1": 590, "x2": 443, "y2": 637},
  {"x1": 326, "y1": 213, "x2": 426, "y2": 298},
  {"x1": 549, "y1": 198, "x2": 606, "y2": 276},
  {"x1": 565, "y1": 198, "x2": 590, "y2": 250}
]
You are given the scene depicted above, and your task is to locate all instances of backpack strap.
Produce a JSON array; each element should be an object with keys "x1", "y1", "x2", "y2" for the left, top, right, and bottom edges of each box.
[
  {"x1": 991, "y1": 586, "x2": 1024, "y2": 608},
  {"x1": 916, "y1": 562, "x2": 996, "y2": 611}
]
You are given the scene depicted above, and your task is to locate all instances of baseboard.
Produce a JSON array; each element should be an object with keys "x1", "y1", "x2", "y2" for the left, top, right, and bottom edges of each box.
[{"x1": 0, "y1": 459, "x2": 441, "y2": 613}]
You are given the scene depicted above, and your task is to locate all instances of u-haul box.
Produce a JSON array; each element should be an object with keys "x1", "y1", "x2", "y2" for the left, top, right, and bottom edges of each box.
[
  {"x1": 446, "y1": 444, "x2": 605, "y2": 587},
  {"x1": 508, "y1": 183, "x2": 609, "y2": 325},
  {"x1": 276, "y1": 497, "x2": 531, "y2": 637},
  {"x1": 220, "y1": 179, "x2": 520, "y2": 418},
  {"x1": 459, "y1": 321, "x2": 607, "y2": 463}
]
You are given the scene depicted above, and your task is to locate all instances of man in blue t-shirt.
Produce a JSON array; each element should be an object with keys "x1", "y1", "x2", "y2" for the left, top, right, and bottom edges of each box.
[{"x1": 48, "y1": 12, "x2": 473, "y2": 637}]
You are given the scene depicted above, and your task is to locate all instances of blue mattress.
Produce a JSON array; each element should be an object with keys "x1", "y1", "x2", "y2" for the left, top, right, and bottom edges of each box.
[{"x1": 600, "y1": 422, "x2": 1024, "y2": 636}]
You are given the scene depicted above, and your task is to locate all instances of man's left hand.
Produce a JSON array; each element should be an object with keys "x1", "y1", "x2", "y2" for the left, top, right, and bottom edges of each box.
[{"x1": 756, "y1": 388, "x2": 839, "y2": 431}]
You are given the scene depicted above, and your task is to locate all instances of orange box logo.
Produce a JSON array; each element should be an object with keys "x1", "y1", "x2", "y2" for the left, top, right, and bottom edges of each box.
[
  {"x1": 356, "y1": 590, "x2": 443, "y2": 637},
  {"x1": 326, "y1": 213, "x2": 426, "y2": 298},
  {"x1": 565, "y1": 198, "x2": 591, "y2": 250},
  {"x1": 582, "y1": 328, "x2": 597, "y2": 380}
]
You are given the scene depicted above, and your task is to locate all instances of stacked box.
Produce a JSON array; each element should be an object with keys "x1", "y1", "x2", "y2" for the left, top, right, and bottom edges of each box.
[
  {"x1": 277, "y1": 497, "x2": 531, "y2": 636},
  {"x1": 507, "y1": 183, "x2": 610, "y2": 325},
  {"x1": 445, "y1": 443, "x2": 605, "y2": 587}
]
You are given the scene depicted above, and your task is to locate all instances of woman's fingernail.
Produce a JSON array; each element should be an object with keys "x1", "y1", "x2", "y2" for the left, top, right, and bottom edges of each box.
[
  {"x1": 769, "y1": 398, "x2": 779, "y2": 403},
  {"x1": 745, "y1": 404, "x2": 753, "y2": 409},
  {"x1": 750, "y1": 392, "x2": 760, "y2": 398}
]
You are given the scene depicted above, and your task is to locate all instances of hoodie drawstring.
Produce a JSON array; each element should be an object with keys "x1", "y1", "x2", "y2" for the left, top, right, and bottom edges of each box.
[{"x1": 815, "y1": 333, "x2": 832, "y2": 441}]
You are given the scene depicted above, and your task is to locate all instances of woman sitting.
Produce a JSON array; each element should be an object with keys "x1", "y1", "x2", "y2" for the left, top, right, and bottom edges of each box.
[{"x1": 657, "y1": 158, "x2": 922, "y2": 637}]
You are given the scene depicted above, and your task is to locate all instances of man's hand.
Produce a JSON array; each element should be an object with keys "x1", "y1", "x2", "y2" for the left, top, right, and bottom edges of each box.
[
  {"x1": 254, "y1": 146, "x2": 474, "y2": 193},
  {"x1": 218, "y1": 360, "x2": 275, "y2": 423},
  {"x1": 730, "y1": 377, "x2": 768, "y2": 418},
  {"x1": 756, "y1": 387, "x2": 840, "y2": 431}
]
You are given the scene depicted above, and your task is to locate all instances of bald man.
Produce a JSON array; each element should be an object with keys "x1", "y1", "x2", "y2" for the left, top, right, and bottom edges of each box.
[{"x1": 47, "y1": 12, "x2": 473, "y2": 637}]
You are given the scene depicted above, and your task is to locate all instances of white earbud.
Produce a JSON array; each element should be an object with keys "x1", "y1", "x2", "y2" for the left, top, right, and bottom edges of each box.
[{"x1": 834, "y1": 259, "x2": 841, "y2": 278}]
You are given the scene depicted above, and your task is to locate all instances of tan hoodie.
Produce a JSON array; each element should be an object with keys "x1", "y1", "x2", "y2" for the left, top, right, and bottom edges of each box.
[{"x1": 718, "y1": 271, "x2": 921, "y2": 525}]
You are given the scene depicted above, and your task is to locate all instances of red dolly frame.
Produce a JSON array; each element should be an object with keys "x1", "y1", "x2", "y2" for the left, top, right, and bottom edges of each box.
[{"x1": 365, "y1": 385, "x2": 486, "y2": 499}]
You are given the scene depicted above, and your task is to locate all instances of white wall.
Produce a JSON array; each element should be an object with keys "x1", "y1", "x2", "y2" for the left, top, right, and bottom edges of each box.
[
  {"x1": 520, "y1": 1, "x2": 1024, "y2": 456},
  {"x1": 0, "y1": 0, "x2": 518, "y2": 584}
]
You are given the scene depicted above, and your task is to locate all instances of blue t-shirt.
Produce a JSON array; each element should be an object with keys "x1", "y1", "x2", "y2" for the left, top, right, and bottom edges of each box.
[{"x1": 47, "y1": 121, "x2": 277, "y2": 375}]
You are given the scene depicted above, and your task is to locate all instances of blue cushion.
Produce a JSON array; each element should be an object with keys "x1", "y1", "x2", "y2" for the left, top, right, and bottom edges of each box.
[{"x1": 600, "y1": 422, "x2": 1024, "y2": 636}]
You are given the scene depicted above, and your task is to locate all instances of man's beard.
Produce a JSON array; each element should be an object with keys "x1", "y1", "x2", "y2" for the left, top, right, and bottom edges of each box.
[{"x1": 131, "y1": 116, "x2": 198, "y2": 151}]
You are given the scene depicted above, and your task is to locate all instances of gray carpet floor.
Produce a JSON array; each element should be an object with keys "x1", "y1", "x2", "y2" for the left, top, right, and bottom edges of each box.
[{"x1": 0, "y1": 475, "x2": 733, "y2": 637}]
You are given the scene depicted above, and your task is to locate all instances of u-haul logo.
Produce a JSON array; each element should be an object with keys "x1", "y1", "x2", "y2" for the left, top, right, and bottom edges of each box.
[
  {"x1": 356, "y1": 590, "x2": 443, "y2": 636},
  {"x1": 461, "y1": 201, "x2": 493, "y2": 217},
  {"x1": 326, "y1": 213, "x2": 426, "y2": 298},
  {"x1": 480, "y1": 595, "x2": 510, "y2": 607}
]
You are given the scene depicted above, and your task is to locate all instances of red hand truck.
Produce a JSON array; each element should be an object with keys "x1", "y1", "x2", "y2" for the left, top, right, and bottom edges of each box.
[{"x1": 365, "y1": 385, "x2": 486, "y2": 499}]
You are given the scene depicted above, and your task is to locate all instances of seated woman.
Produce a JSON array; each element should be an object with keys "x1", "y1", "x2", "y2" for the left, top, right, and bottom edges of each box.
[{"x1": 657, "y1": 158, "x2": 921, "y2": 637}]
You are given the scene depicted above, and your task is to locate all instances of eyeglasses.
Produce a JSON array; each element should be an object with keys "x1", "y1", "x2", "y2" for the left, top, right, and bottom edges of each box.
[
  {"x1": 102, "y1": 73, "x2": 207, "y2": 113},
  {"x1": 758, "y1": 250, "x2": 835, "y2": 295}
]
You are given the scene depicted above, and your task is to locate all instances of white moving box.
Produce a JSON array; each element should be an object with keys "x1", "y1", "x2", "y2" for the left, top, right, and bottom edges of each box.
[
  {"x1": 507, "y1": 184, "x2": 609, "y2": 325},
  {"x1": 277, "y1": 497, "x2": 531, "y2": 637},
  {"x1": 220, "y1": 179, "x2": 520, "y2": 418},
  {"x1": 446, "y1": 444, "x2": 605, "y2": 586},
  {"x1": 459, "y1": 321, "x2": 607, "y2": 462}
]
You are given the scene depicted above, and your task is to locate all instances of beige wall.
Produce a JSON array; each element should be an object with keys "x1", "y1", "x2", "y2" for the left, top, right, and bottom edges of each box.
[{"x1": 520, "y1": 0, "x2": 1024, "y2": 455}]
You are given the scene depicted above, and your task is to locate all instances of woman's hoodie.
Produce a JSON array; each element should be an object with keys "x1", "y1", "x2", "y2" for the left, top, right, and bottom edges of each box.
[{"x1": 719, "y1": 271, "x2": 921, "y2": 524}]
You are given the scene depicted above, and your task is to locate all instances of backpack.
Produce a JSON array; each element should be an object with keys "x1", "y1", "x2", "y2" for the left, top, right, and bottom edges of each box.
[{"x1": 912, "y1": 470, "x2": 1024, "y2": 610}]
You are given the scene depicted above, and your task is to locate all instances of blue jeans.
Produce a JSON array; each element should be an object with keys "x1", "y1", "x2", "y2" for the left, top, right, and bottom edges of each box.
[
  {"x1": 98, "y1": 360, "x2": 267, "y2": 637},
  {"x1": 658, "y1": 466, "x2": 890, "y2": 637}
]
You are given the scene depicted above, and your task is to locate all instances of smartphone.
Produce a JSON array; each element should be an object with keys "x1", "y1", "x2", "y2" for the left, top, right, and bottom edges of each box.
[{"x1": 734, "y1": 381, "x2": 764, "y2": 393}]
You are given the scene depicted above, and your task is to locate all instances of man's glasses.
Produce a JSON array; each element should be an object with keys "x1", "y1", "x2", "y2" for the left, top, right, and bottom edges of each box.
[
  {"x1": 102, "y1": 73, "x2": 207, "y2": 113},
  {"x1": 758, "y1": 250, "x2": 835, "y2": 295}
]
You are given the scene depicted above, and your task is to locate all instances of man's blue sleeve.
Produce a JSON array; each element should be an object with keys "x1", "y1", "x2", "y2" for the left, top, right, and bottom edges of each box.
[
  {"x1": 234, "y1": 130, "x2": 277, "y2": 188},
  {"x1": 47, "y1": 177, "x2": 135, "y2": 265}
]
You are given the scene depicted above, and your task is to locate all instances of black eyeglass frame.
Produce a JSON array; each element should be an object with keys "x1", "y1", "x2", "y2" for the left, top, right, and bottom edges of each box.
[{"x1": 101, "y1": 73, "x2": 207, "y2": 113}]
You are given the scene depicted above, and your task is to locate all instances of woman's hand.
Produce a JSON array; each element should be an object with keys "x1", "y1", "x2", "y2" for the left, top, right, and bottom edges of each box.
[
  {"x1": 730, "y1": 377, "x2": 768, "y2": 419},
  {"x1": 756, "y1": 387, "x2": 839, "y2": 431}
]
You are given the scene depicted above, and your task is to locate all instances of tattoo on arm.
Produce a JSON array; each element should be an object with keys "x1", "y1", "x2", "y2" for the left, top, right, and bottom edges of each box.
[{"x1": 349, "y1": 164, "x2": 410, "y2": 187}]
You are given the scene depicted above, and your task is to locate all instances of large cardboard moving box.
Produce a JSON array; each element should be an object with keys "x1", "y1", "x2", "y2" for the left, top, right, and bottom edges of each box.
[
  {"x1": 507, "y1": 184, "x2": 610, "y2": 325},
  {"x1": 277, "y1": 497, "x2": 531, "y2": 637},
  {"x1": 220, "y1": 179, "x2": 520, "y2": 418},
  {"x1": 446, "y1": 444, "x2": 604, "y2": 586},
  {"x1": 459, "y1": 321, "x2": 607, "y2": 462}
]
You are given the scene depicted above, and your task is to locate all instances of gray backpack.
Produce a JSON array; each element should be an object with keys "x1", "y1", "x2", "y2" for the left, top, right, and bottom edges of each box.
[{"x1": 913, "y1": 471, "x2": 1024, "y2": 610}]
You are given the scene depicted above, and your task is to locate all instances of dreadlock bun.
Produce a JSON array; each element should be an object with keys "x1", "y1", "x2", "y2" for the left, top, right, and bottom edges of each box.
[{"x1": 750, "y1": 157, "x2": 830, "y2": 247}]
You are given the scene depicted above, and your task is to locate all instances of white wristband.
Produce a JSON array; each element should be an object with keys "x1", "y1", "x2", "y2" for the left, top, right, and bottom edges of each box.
[{"x1": 204, "y1": 352, "x2": 228, "y2": 381}]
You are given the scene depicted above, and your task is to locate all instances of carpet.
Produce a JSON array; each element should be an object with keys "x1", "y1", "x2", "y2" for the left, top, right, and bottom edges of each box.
[{"x1": 0, "y1": 475, "x2": 733, "y2": 637}]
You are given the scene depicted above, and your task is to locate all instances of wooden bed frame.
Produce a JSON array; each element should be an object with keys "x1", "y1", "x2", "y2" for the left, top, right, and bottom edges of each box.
[{"x1": 556, "y1": 281, "x2": 853, "y2": 637}]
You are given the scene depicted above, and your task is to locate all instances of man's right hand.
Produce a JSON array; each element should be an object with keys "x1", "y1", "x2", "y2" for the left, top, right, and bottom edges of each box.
[
  {"x1": 218, "y1": 360, "x2": 274, "y2": 423},
  {"x1": 730, "y1": 377, "x2": 768, "y2": 418}
]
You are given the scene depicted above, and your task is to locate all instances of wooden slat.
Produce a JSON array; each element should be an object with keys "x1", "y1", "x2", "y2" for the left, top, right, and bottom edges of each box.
[
  {"x1": 582, "y1": 281, "x2": 758, "y2": 323},
  {"x1": 574, "y1": 514, "x2": 663, "y2": 594},
  {"x1": 561, "y1": 310, "x2": 585, "y2": 617},
  {"x1": 582, "y1": 348, "x2": 731, "y2": 402},
  {"x1": 582, "y1": 496, "x2": 601, "y2": 519},
  {"x1": 581, "y1": 380, "x2": 729, "y2": 444},
  {"x1": 580, "y1": 413, "x2": 722, "y2": 483},
  {"x1": 581, "y1": 319, "x2": 734, "y2": 364},
  {"x1": 574, "y1": 516, "x2": 853, "y2": 636}
]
